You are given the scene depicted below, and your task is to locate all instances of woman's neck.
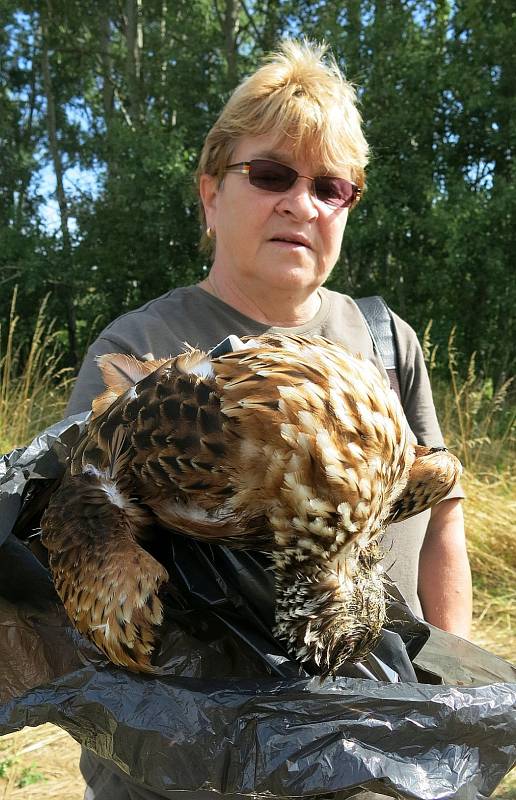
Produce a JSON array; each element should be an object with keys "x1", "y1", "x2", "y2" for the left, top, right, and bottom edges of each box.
[{"x1": 198, "y1": 273, "x2": 321, "y2": 327}]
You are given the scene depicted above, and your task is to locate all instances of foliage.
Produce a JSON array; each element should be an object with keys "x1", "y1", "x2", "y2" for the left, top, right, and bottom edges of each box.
[
  {"x1": 17, "y1": 763, "x2": 45, "y2": 787},
  {"x1": 0, "y1": 757, "x2": 45, "y2": 789},
  {"x1": 0, "y1": 757, "x2": 14, "y2": 778},
  {"x1": 0, "y1": 1, "x2": 514, "y2": 376}
]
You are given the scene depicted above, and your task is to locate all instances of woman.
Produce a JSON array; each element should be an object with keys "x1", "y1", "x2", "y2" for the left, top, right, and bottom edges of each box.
[{"x1": 67, "y1": 40, "x2": 471, "y2": 799}]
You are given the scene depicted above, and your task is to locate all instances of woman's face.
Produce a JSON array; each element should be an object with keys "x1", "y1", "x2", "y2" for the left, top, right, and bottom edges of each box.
[{"x1": 200, "y1": 133, "x2": 350, "y2": 297}]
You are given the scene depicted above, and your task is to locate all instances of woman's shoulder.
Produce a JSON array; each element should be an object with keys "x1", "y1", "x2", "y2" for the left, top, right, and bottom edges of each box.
[
  {"x1": 320, "y1": 287, "x2": 359, "y2": 314},
  {"x1": 388, "y1": 308, "x2": 425, "y2": 370},
  {"x1": 388, "y1": 308, "x2": 420, "y2": 341},
  {"x1": 321, "y1": 289, "x2": 421, "y2": 352},
  {"x1": 100, "y1": 286, "x2": 196, "y2": 338},
  {"x1": 94, "y1": 285, "x2": 220, "y2": 358}
]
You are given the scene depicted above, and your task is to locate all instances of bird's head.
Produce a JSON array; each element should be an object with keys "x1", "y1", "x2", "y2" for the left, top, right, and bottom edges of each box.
[{"x1": 273, "y1": 542, "x2": 386, "y2": 678}]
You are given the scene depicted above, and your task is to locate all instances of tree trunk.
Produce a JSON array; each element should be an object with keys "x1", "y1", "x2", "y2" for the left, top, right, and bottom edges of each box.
[
  {"x1": 15, "y1": 43, "x2": 38, "y2": 229},
  {"x1": 126, "y1": 0, "x2": 144, "y2": 123},
  {"x1": 159, "y1": 0, "x2": 170, "y2": 126},
  {"x1": 345, "y1": 0, "x2": 362, "y2": 78},
  {"x1": 260, "y1": 0, "x2": 283, "y2": 53},
  {"x1": 214, "y1": 0, "x2": 239, "y2": 87},
  {"x1": 40, "y1": 5, "x2": 78, "y2": 366},
  {"x1": 99, "y1": 11, "x2": 114, "y2": 125}
]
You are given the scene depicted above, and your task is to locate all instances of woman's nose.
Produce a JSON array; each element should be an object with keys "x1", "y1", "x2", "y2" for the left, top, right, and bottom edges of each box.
[{"x1": 275, "y1": 176, "x2": 319, "y2": 220}]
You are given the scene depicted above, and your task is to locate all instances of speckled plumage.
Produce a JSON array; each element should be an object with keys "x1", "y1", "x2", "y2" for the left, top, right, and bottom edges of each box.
[{"x1": 41, "y1": 334, "x2": 461, "y2": 676}]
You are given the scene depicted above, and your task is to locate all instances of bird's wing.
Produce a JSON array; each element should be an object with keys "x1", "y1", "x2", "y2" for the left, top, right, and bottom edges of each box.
[
  {"x1": 386, "y1": 445, "x2": 462, "y2": 523},
  {"x1": 75, "y1": 350, "x2": 270, "y2": 544},
  {"x1": 41, "y1": 470, "x2": 167, "y2": 672}
]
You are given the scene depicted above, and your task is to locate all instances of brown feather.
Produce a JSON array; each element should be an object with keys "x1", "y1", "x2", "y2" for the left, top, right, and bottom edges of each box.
[
  {"x1": 41, "y1": 473, "x2": 166, "y2": 672},
  {"x1": 92, "y1": 354, "x2": 172, "y2": 418},
  {"x1": 387, "y1": 446, "x2": 462, "y2": 523}
]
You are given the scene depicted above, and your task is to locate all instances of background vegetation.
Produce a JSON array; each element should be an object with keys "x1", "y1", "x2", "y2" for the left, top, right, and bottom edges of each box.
[{"x1": 1, "y1": 0, "x2": 515, "y2": 380}]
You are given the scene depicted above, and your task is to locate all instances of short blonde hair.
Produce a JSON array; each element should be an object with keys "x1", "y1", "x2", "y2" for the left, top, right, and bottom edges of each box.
[{"x1": 197, "y1": 39, "x2": 369, "y2": 251}]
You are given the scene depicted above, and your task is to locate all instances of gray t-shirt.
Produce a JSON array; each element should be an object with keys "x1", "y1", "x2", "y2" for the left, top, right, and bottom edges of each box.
[{"x1": 67, "y1": 285, "x2": 454, "y2": 616}]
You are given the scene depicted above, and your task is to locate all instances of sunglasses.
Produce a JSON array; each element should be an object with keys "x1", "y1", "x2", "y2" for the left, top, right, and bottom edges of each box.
[{"x1": 224, "y1": 159, "x2": 361, "y2": 208}]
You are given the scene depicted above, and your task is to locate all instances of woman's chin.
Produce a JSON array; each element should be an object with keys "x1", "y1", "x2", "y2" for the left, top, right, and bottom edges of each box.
[{"x1": 257, "y1": 262, "x2": 321, "y2": 293}]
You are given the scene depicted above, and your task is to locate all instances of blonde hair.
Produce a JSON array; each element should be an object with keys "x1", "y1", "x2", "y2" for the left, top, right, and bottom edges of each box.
[{"x1": 197, "y1": 39, "x2": 369, "y2": 251}]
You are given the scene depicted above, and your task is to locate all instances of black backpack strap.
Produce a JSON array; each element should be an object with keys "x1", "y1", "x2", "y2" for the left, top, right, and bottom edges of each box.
[{"x1": 355, "y1": 296, "x2": 402, "y2": 402}]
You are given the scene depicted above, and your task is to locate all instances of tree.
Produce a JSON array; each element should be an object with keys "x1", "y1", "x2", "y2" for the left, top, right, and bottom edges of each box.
[{"x1": 0, "y1": 1, "x2": 513, "y2": 378}]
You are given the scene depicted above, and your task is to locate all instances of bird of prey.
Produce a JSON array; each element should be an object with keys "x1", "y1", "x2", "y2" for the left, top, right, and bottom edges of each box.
[{"x1": 41, "y1": 334, "x2": 461, "y2": 677}]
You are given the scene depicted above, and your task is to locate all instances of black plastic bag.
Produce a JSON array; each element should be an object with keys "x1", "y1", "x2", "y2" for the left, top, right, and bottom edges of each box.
[{"x1": 0, "y1": 416, "x2": 515, "y2": 799}]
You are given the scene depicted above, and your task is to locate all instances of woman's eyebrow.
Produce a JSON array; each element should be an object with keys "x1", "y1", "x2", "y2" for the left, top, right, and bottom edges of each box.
[
  {"x1": 251, "y1": 149, "x2": 295, "y2": 165},
  {"x1": 249, "y1": 150, "x2": 334, "y2": 175}
]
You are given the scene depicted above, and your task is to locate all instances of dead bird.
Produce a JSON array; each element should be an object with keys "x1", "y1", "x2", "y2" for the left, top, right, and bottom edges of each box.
[{"x1": 41, "y1": 334, "x2": 461, "y2": 676}]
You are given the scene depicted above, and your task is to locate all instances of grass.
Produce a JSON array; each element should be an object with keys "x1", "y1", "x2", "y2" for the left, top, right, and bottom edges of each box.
[
  {"x1": 465, "y1": 471, "x2": 515, "y2": 663},
  {"x1": 424, "y1": 324, "x2": 516, "y2": 798},
  {"x1": 0, "y1": 726, "x2": 81, "y2": 799},
  {"x1": 0, "y1": 309, "x2": 514, "y2": 798},
  {"x1": 423, "y1": 322, "x2": 515, "y2": 476},
  {"x1": 0, "y1": 289, "x2": 72, "y2": 454},
  {"x1": 424, "y1": 322, "x2": 515, "y2": 670}
]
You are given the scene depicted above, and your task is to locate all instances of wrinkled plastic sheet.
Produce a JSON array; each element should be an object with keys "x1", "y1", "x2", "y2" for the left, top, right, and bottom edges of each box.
[{"x1": 1, "y1": 416, "x2": 515, "y2": 800}]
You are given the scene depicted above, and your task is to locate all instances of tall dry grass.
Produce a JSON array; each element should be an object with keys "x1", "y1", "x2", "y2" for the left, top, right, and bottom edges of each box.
[
  {"x1": 1, "y1": 294, "x2": 81, "y2": 796},
  {"x1": 0, "y1": 310, "x2": 514, "y2": 798},
  {"x1": 423, "y1": 322, "x2": 515, "y2": 667},
  {"x1": 423, "y1": 323, "x2": 516, "y2": 798},
  {"x1": 464, "y1": 472, "x2": 515, "y2": 666},
  {"x1": 0, "y1": 289, "x2": 72, "y2": 454},
  {"x1": 423, "y1": 322, "x2": 515, "y2": 475}
]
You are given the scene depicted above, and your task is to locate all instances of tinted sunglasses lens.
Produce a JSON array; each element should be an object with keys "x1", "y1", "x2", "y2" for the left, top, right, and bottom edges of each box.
[
  {"x1": 248, "y1": 160, "x2": 296, "y2": 192},
  {"x1": 247, "y1": 160, "x2": 358, "y2": 207},
  {"x1": 314, "y1": 177, "x2": 356, "y2": 207}
]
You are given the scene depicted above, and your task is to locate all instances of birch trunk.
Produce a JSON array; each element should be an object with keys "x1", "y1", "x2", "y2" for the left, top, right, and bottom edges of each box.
[
  {"x1": 40, "y1": 6, "x2": 77, "y2": 365},
  {"x1": 126, "y1": 0, "x2": 144, "y2": 123},
  {"x1": 99, "y1": 11, "x2": 114, "y2": 125},
  {"x1": 214, "y1": 0, "x2": 239, "y2": 88}
]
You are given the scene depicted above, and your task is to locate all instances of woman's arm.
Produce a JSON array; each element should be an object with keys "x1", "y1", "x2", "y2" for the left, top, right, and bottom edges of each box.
[
  {"x1": 417, "y1": 497, "x2": 472, "y2": 638},
  {"x1": 391, "y1": 311, "x2": 472, "y2": 635}
]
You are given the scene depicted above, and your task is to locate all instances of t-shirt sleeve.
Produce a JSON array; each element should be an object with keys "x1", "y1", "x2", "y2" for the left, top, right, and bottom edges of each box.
[
  {"x1": 391, "y1": 311, "x2": 464, "y2": 501},
  {"x1": 65, "y1": 336, "x2": 131, "y2": 416},
  {"x1": 391, "y1": 312, "x2": 444, "y2": 447}
]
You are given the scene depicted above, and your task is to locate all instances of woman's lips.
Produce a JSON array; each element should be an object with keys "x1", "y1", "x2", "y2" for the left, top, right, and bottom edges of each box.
[{"x1": 269, "y1": 236, "x2": 312, "y2": 249}]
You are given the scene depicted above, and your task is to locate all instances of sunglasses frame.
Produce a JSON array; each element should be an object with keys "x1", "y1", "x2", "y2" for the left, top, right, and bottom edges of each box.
[{"x1": 224, "y1": 159, "x2": 361, "y2": 209}]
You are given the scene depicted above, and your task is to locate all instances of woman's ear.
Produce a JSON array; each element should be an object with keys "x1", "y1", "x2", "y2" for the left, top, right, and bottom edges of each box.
[{"x1": 199, "y1": 173, "x2": 219, "y2": 229}]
